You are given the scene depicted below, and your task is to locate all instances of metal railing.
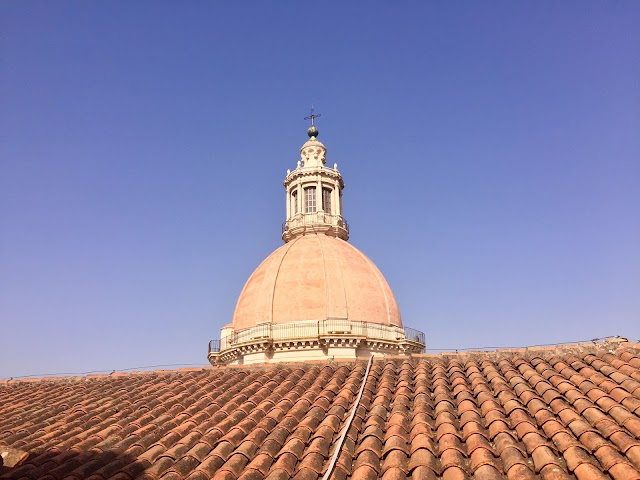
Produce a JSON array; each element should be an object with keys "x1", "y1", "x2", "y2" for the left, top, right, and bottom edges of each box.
[
  {"x1": 282, "y1": 212, "x2": 349, "y2": 234},
  {"x1": 208, "y1": 320, "x2": 425, "y2": 354},
  {"x1": 403, "y1": 326, "x2": 426, "y2": 345},
  {"x1": 209, "y1": 339, "x2": 221, "y2": 353}
]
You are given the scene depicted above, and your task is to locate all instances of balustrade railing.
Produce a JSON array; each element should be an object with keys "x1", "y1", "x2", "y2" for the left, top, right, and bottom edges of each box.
[
  {"x1": 282, "y1": 212, "x2": 349, "y2": 234},
  {"x1": 208, "y1": 320, "x2": 426, "y2": 354}
]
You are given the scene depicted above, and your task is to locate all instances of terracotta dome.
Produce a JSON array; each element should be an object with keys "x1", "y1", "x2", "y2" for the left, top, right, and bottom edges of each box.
[
  {"x1": 232, "y1": 233, "x2": 402, "y2": 331},
  {"x1": 207, "y1": 123, "x2": 424, "y2": 365}
]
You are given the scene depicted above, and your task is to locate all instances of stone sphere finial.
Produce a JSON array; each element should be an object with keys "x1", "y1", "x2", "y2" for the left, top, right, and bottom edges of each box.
[{"x1": 307, "y1": 125, "x2": 319, "y2": 138}]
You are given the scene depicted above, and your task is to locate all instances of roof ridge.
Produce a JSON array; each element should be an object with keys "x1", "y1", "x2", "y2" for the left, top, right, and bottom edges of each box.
[
  {"x1": 414, "y1": 336, "x2": 638, "y2": 358},
  {"x1": 0, "y1": 366, "x2": 212, "y2": 384}
]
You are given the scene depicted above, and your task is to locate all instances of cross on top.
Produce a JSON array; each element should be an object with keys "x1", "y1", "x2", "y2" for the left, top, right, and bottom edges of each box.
[{"x1": 304, "y1": 107, "x2": 321, "y2": 126}]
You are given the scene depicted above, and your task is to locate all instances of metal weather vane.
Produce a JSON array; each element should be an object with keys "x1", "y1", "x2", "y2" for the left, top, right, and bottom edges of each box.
[{"x1": 304, "y1": 106, "x2": 321, "y2": 126}]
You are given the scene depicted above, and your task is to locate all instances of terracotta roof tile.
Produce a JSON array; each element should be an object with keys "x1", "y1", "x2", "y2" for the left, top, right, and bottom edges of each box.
[
  {"x1": 3, "y1": 342, "x2": 640, "y2": 479},
  {"x1": 354, "y1": 449, "x2": 381, "y2": 472},
  {"x1": 465, "y1": 434, "x2": 494, "y2": 456},
  {"x1": 300, "y1": 451, "x2": 326, "y2": 474},
  {"x1": 441, "y1": 465, "x2": 468, "y2": 480},
  {"x1": 439, "y1": 447, "x2": 467, "y2": 473},
  {"x1": 408, "y1": 465, "x2": 436, "y2": 480},
  {"x1": 350, "y1": 465, "x2": 377, "y2": 480},
  {"x1": 355, "y1": 437, "x2": 383, "y2": 458},
  {"x1": 608, "y1": 463, "x2": 640, "y2": 480},
  {"x1": 408, "y1": 434, "x2": 434, "y2": 455},
  {"x1": 381, "y1": 450, "x2": 407, "y2": 474}
]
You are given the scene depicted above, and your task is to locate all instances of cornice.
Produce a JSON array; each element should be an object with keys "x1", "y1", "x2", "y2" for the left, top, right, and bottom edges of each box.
[
  {"x1": 209, "y1": 330, "x2": 425, "y2": 365},
  {"x1": 283, "y1": 167, "x2": 344, "y2": 188}
]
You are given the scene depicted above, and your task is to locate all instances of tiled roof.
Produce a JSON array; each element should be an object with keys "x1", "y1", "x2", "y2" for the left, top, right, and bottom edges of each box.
[{"x1": 1, "y1": 339, "x2": 640, "y2": 480}]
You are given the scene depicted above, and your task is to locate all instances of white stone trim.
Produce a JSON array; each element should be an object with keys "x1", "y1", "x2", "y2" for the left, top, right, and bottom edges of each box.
[{"x1": 208, "y1": 319, "x2": 425, "y2": 365}]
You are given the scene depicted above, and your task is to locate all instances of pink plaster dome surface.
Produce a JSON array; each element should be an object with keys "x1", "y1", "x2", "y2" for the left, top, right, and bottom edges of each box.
[{"x1": 232, "y1": 234, "x2": 402, "y2": 331}]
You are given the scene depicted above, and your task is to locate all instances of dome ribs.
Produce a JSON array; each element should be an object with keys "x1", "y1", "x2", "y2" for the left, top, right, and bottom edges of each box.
[
  {"x1": 3, "y1": 343, "x2": 640, "y2": 480},
  {"x1": 228, "y1": 234, "x2": 408, "y2": 363}
]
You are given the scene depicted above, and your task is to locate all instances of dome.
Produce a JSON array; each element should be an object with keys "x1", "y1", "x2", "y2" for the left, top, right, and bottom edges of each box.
[
  {"x1": 232, "y1": 233, "x2": 402, "y2": 331},
  {"x1": 207, "y1": 120, "x2": 425, "y2": 365}
]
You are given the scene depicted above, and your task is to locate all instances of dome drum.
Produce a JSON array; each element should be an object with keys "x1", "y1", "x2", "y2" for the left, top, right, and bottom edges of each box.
[{"x1": 208, "y1": 318, "x2": 425, "y2": 365}]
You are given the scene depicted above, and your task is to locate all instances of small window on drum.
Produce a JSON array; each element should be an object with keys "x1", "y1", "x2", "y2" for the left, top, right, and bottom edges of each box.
[
  {"x1": 322, "y1": 188, "x2": 332, "y2": 214},
  {"x1": 291, "y1": 191, "x2": 298, "y2": 215},
  {"x1": 305, "y1": 187, "x2": 316, "y2": 213}
]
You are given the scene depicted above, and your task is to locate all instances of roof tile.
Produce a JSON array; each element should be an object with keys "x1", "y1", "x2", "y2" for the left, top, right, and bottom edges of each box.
[
  {"x1": 3, "y1": 344, "x2": 640, "y2": 480},
  {"x1": 409, "y1": 433, "x2": 435, "y2": 455},
  {"x1": 503, "y1": 463, "x2": 537, "y2": 480},
  {"x1": 380, "y1": 468, "x2": 406, "y2": 480},
  {"x1": 440, "y1": 465, "x2": 468, "y2": 480},
  {"x1": 298, "y1": 451, "x2": 325, "y2": 474},
  {"x1": 292, "y1": 468, "x2": 318, "y2": 480},
  {"x1": 234, "y1": 469, "x2": 264, "y2": 480},
  {"x1": 381, "y1": 436, "x2": 407, "y2": 457},
  {"x1": 465, "y1": 434, "x2": 494, "y2": 456},
  {"x1": 380, "y1": 450, "x2": 407, "y2": 474},
  {"x1": 354, "y1": 436, "x2": 383, "y2": 457},
  {"x1": 270, "y1": 453, "x2": 298, "y2": 477},
  {"x1": 242, "y1": 453, "x2": 274, "y2": 476},
  {"x1": 607, "y1": 463, "x2": 640, "y2": 480},
  {"x1": 408, "y1": 465, "x2": 437, "y2": 480},
  {"x1": 350, "y1": 464, "x2": 378, "y2": 480},
  {"x1": 353, "y1": 449, "x2": 381, "y2": 472},
  {"x1": 439, "y1": 448, "x2": 467, "y2": 473}
]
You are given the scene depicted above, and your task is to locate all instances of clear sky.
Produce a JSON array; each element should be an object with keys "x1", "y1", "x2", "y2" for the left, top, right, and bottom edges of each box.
[{"x1": 1, "y1": 2, "x2": 639, "y2": 379}]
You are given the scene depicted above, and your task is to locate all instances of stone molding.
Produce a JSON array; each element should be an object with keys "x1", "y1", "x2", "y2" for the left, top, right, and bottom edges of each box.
[{"x1": 208, "y1": 319, "x2": 425, "y2": 365}]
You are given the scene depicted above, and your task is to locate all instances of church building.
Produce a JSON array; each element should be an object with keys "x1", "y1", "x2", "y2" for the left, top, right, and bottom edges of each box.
[{"x1": 208, "y1": 118, "x2": 425, "y2": 365}]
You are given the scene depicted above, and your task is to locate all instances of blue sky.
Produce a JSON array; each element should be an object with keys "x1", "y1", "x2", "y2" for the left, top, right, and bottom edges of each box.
[{"x1": 1, "y1": 2, "x2": 639, "y2": 378}]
